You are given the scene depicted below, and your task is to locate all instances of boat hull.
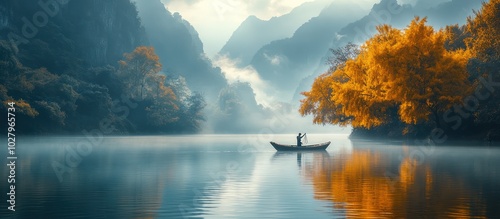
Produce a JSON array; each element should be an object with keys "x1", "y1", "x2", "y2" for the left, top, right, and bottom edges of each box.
[{"x1": 270, "y1": 141, "x2": 330, "y2": 151}]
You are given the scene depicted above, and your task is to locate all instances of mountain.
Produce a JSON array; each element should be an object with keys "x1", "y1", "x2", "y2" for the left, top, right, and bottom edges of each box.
[
  {"x1": 219, "y1": 0, "x2": 331, "y2": 66},
  {"x1": 422, "y1": 0, "x2": 486, "y2": 28},
  {"x1": 291, "y1": 0, "x2": 485, "y2": 102},
  {"x1": 134, "y1": 0, "x2": 281, "y2": 133},
  {"x1": 133, "y1": 0, "x2": 227, "y2": 100},
  {"x1": 324, "y1": 0, "x2": 483, "y2": 58},
  {"x1": 1, "y1": 0, "x2": 148, "y2": 73},
  {"x1": 248, "y1": 1, "x2": 367, "y2": 97},
  {"x1": 0, "y1": 0, "x2": 208, "y2": 134}
]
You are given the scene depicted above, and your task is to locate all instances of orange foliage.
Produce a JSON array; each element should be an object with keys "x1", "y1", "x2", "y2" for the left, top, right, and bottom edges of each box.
[
  {"x1": 466, "y1": 0, "x2": 500, "y2": 62},
  {"x1": 4, "y1": 99, "x2": 39, "y2": 117},
  {"x1": 119, "y1": 46, "x2": 164, "y2": 100},
  {"x1": 300, "y1": 17, "x2": 472, "y2": 129},
  {"x1": 118, "y1": 46, "x2": 180, "y2": 126},
  {"x1": 300, "y1": 73, "x2": 352, "y2": 126}
]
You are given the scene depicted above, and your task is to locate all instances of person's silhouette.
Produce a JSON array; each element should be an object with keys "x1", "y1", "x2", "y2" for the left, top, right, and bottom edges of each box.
[{"x1": 296, "y1": 133, "x2": 306, "y2": 147}]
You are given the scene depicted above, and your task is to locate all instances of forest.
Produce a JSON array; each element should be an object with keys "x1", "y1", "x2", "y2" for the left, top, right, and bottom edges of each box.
[
  {"x1": 0, "y1": 0, "x2": 205, "y2": 134},
  {"x1": 1, "y1": 0, "x2": 498, "y2": 137},
  {"x1": 300, "y1": 0, "x2": 500, "y2": 140}
]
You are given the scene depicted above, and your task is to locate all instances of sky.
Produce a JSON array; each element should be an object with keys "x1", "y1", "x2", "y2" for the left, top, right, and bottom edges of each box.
[
  {"x1": 155, "y1": 0, "x2": 459, "y2": 134},
  {"x1": 162, "y1": 0, "x2": 381, "y2": 57}
]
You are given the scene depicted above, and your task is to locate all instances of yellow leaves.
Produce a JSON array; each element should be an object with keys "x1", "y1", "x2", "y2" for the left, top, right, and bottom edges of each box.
[
  {"x1": 398, "y1": 101, "x2": 430, "y2": 124},
  {"x1": 120, "y1": 46, "x2": 162, "y2": 75},
  {"x1": 466, "y1": 0, "x2": 500, "y2": 61},
  {"x1": 118, "y1": 46, "x2": 170, "y2": 101},
  {"x1": 300, "y1": 73, "x2": 346, "y2": 125},
  {"x1": 118, "y1": 46, "x2": 182, "y2": 126},
  {"x1": 133, "y1": 46, "x2": 161, "y2": 62},
  {"x1": 4, "y1": 99, "x2": 39, "y2": 117},
  {"x1": 301, "y1": 17, "x2": 472, "y2": 129},
  {"x1": 118, "y1": 60, "x2": 126, "y2": 67}
]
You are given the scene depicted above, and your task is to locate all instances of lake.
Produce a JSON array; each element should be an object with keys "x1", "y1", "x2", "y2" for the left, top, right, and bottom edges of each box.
[{"x1": 1, "y1": 134, "x2": 499, "y2": 218}]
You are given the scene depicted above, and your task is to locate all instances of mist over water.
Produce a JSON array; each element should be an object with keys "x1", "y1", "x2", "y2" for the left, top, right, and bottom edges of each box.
[
  {"x1": 2, "y1": 135, "x2": 499, "y2": 218},
  {"x1": 198, "y1": 0, "x2": 485, "y2": 134},
  {"x1": 1, "y1": 0, "x2": 499, "y2": 218}
]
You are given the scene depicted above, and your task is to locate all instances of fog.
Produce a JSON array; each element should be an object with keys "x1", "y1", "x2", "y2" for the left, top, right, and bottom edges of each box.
[
  {"x1": 213, "y1": 55, "x2": 274, "y2": 108},
  {"x1": 210, "y1": 54, "x2": 350, "y2": 134},
  {"x1": 135, "y1": 0, "x2": 484, "y2": 134},
  {"x1": 163, "y1": 0, "x2": 380, "y2": 57}
]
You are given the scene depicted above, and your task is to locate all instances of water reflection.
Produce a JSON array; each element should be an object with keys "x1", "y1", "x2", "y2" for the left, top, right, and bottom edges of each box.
[
  {"x1": 303, "y1": 141, "x2": 499, "y2": 218},
  {"x1": 297, "y1": 153, "x2": 302, "y2": 168},
  {"x1": 0, "y1": 136, "x2": 258, "y2": 219},
  {"x1": 1, "y1": 135, "x2": 499, "y2": 218}
]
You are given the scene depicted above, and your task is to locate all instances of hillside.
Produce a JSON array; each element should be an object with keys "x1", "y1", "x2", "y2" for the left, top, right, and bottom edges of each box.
[
  {"x1": 249, "y1": 1, "x2": 366, "y2": 96},
  {"x1": 133, "y1": 0, "x2": 227, "y2": 100},
  {"x1": 292, "y1": 0, "x2": 485, "y2": 102},
  {"x1": 0, "y1": 0, "x2": 204, "y2": 134},
  {"x1": 219, "y1": 1, "x2": 330, "y2": 66}
]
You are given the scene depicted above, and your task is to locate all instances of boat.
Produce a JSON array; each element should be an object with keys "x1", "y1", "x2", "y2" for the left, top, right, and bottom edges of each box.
[{"x1": 270, "y1": 141, "x2": 331, "y2": 151}]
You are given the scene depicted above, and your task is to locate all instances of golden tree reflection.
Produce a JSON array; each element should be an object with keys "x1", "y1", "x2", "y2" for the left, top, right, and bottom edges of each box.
[{"x1": 304, "y1": 149, "x2": 487, "y2": 218}]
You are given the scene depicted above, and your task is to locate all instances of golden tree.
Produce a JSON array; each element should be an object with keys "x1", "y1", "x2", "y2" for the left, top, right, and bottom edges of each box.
[
  {"x1": 119, "y1": 46, "x2": 162, "y2": 100},
  {"x1": 301, "y1": 17, "x2": 472, "y2": 129},
  {"x1": 466, "y1": 0, "x2": 500, "y2": 63},
  {"x1": 303, "y1": 73, "x2": 352, "y2": 126},
  {"x1": 118, "y1": 46, "x2": 180, "y2": 127}
]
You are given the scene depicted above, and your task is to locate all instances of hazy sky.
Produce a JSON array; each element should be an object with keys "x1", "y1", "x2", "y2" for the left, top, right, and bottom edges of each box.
[{"x1": 163, "y1": 0, "x2": 380, "y2": 57}]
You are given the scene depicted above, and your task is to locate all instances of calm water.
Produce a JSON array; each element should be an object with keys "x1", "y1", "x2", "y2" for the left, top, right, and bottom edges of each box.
[{"x1": 1, "y1": 134, "x2": 499, "y2": 218}]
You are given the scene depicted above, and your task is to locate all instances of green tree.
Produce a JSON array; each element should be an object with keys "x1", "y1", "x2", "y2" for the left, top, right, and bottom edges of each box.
[{"x1": 466, "y1": 0, "x2": 500, "y2": 126}]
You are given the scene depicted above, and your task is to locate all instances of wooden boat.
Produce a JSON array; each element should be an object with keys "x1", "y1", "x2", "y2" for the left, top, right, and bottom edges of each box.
[{"x1": 270, "y1": 141, "x2": 330, "y2": 151}]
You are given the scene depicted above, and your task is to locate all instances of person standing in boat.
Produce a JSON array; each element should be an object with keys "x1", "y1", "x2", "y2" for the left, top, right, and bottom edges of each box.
[{"x1": 296, "y1": 133, "x2": 306, "y2": 147}]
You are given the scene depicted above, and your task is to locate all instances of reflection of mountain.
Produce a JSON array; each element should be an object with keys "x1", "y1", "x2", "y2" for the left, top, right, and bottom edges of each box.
[
  {"x1": 3, "y1": 137, "x2": 258, "y2": 218},
  {"x1": 303, "y1": 147, "x2": 489, "y2": 218}
]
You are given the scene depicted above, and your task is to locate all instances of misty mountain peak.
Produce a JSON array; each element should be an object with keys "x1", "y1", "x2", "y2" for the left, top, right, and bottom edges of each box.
[
  {"x1": 372, "y1": 0, "x2": 403, "y2": 11},
  {"x1": 245, "y1": 15, "x2": 262, "y2": 22},
  {"x1": 219, "y1": 1, "x2": 330, "y2": 66}
]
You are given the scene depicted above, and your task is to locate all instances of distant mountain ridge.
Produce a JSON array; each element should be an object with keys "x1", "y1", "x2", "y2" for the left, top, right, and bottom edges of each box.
[
  {"x1": 135, "y1": 0, "x2": 279, "y2": 133},
  {"x1": 248, "y1": 1, "x2": 367, "y2": 96},
  {"x1": 219, "y1": 0, "x2": 331, "y2": 66},
  {"x1": 291, "y1": 0, "x2": 484, "y2": 102}
]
